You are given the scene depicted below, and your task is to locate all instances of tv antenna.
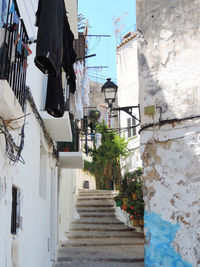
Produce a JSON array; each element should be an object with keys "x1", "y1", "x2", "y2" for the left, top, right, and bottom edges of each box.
[{"x1": 113, "y1": 12, "x2": 128, "y2": 47}]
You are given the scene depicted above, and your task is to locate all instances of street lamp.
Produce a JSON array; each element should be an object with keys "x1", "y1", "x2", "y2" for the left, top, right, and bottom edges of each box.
[
  {"x1": 101, "y1": 78, "x2": 141, "y2": 123},
  {"x1": 101, "y1": 78, "x2": 118, "y2": 108}
]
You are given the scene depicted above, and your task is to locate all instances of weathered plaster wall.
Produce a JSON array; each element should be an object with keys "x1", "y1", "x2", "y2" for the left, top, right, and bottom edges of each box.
[
  {"x1": 137, "y1": 0, "x2": 200, "y2": 124},
  {"x1": 137, "y1": 1, "x2": 200, "y2": 266}
]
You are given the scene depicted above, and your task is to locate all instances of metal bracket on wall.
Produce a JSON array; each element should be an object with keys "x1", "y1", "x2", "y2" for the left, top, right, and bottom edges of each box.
[{"x1": 111, "y1": 105, "x2": 141, "y2": 122}]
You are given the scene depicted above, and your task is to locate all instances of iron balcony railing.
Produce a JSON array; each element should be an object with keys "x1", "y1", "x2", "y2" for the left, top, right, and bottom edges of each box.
[
  {"x1": 0, "y1": 0, "x2": 30, "y2": 111},
  {"x1": 57, "y1": 120, "x2": 80, "y2": 152}
]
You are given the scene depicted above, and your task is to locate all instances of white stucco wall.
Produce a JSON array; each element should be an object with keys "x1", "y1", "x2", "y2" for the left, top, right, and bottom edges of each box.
[
  {"x1": 0, "y1": 1, "x2": 80, "y2": 266},
  {"x1": 0, "y1": 1, "x2": 61, "y2": 266},
  {"x1": 0, "y1": 103, "x2": 58, "y2": 267},
  {"x1": 58, "y1": 169, "x2": 79, "y2": 243},
  {"x1": 78, "y1": 169, "x2": 96, "y2": 190},
  {"x1": 116, "y1": 36, "x2": 141, "y2": 174}
]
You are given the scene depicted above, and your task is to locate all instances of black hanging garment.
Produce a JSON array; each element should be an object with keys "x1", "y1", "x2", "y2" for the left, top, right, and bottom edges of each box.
[
  {"x1": 62, "y1": 15, "x2": 77, "y2": 93},
  {"x1": 34, "y1": 0, "x2": 65, "y2": 77},
  {"x1": 35, "y1": 0, "x2": 77, "y2": 117},
  {"x1": 45, "y1": 68, "x2": 64, "y2": 117}
]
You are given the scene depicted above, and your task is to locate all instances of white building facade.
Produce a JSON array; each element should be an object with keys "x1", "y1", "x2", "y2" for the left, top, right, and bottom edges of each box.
[
  {"x1": 116, "y1": 33, "x2": 142, "y2": 175},
  {"x1": 0, "y1": 0, "x2": 84, "y2": 266}
]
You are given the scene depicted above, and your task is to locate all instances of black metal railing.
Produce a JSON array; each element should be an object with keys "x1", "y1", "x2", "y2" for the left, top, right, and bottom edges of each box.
[
  {"x1": 0, "y1": 0, "x2": 29, "y2": 111},
  {"x1": 57, "y1": 120, "x2": 80, "y2": 152}
]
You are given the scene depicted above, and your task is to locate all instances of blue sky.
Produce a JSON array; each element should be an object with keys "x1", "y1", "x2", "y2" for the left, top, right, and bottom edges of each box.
[{"x1": 78, "y1": 0, "x2": 136, "y2": 84}]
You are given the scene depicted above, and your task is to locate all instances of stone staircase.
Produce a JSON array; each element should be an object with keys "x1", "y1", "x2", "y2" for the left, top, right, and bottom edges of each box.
[{"x1": 54, "y1": 189, "x2": 144, "y2": 267}]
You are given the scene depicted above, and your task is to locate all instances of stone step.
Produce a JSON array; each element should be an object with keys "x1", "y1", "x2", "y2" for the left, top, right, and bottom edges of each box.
[
  {"x1": 70, "y1": 224, "x2": 135, "y2": 232},
  {"x1": 78, "y1": 192, "x2": 115, "y2": 196},
  {"x1": 77, "y1": 197, "x2": 114, "y2": 201},
  {"x1": 53, "y1": 262, "x2": 144, "y2": 267},
  {"x1": 77, "y1": 207, "x2": 115, "y2": 212},
  {"x1": 79, "y1": 212, "x2": 115, "y2": 218},
  {"x1": 78, "y1": 194, "x2": 114, "y2": 197},
  {"x1": 67, "y1": 230, "x2": 144, "y2": 239},
  {"x1": 76, "y1": 204, "x2": 114, "y2": 209},
  {"x1": 72, "y1": 217, "x2": 123, "y2": 224},
  {"x1": 57, "y1": 246, "x2": 144, "y2": 263},
  {"x1": 78, "y1": 189, "x2": 116, "y2": 194},
  {"x1": 61, "y1": 237, "x2": 144, "y2": 247},
  {"x1": 76, "y1": 201, "x2": 114, "y2": 207}
]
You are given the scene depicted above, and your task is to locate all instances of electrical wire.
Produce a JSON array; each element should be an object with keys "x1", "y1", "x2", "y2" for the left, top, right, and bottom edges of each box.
[
  {"x1": 88, "y1": 36, "x2": 101, "y2": 52},
  {"x1": 88, "y1": 73, "x2": 117, "y2": 83},
  {"x1": 88, "y1": 74, "x2": 108, "y2": 82},
  {"x1": 88, "y1": 71, "x2": 117, "y2": 82},
  {"x1": 0, "y1": 115, "x2": 26, "y2": 165},
  {"x1": 139, "y1": 114, "x2": 200, "y2": 134},
  {"x1": 140, "y1": 129, "x2": 200, "y2": 147}
]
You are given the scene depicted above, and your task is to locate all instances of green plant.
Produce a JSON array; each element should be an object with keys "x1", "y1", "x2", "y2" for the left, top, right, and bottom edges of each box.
[
  {"x1": 113, "y1": 168, "x2": 144, "y2": 221},
  {"x1": 126, "y1": 200, "x2": 144, "y2": 221},
  {"x1": 121, "y1": 168, "x2": 143, "y2": 200},
  {"x1": 89, "y1": 110, "x2": 101, "y2": 121},
  {"x1": 84, "y1": 121, "x2": 128, "y2": 190}
]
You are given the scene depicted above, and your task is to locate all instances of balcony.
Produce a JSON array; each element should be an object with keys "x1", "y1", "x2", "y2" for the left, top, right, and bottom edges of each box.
[
  {"x1": 57, "y1": 120, "x2": 83, "y2": 169},
  {"x1": 40, "y1": 111, "x2": 72, "y2": 142},
  {"x1": 0, "y1": 0, "x2": 29, "y2": 128}
]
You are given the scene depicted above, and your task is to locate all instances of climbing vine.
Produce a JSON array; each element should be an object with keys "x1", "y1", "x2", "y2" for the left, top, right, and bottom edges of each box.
[{"x1": 84, "y1": 121, "x2": 128, "y2": 190}]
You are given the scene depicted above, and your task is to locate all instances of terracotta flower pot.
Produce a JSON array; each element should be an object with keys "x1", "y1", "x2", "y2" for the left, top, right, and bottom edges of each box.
[
  {"x1": 132, "y1": 193, "x2": 138, "y2": 200},
  {"x1": 139, "y1": 219, "x2": 144, "y2": 226},
  {"x1": 132, "y1": 219, "x2": 140, "y2": 227},
  {"x1": 122, "y1": 198, "x2": 128, "y2": 205}
]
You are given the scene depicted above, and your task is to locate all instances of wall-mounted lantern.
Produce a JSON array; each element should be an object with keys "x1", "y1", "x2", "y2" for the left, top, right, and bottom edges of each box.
[
  {"x1": 101, "y1": 78, "x2": 118, "y2": 108},
  {"x1": 101, "y1": 78, "x2": 141, "y2": 123}
]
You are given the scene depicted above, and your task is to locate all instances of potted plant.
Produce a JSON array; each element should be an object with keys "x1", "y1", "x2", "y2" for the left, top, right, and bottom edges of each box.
[{"x1": 126, "y1": 200, "x2": 144, "y2": 227}]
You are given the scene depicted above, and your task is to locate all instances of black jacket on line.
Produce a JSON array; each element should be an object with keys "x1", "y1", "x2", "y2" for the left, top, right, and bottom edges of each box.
[
  {"x1": 35, "y1": 0, "x2": 64, "y2": 77},
  {"x1": 35, "y1": 0, "x2": 77, "y2": 117}
]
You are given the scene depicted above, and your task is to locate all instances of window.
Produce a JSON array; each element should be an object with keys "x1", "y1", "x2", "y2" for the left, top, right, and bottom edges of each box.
[
  {"x1": 127, "y1": 117, "x2": 136, "y2": 138},
  {"x1": 132, "y1": 118, "x2": 136, "y2": 136},
  {"x1": 11, "y1": 186, "x2": 20, "y2": 234}
]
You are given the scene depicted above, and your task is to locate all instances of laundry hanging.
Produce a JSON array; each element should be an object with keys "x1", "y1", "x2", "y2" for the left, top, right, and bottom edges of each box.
[
  {"x1": 62, "y1": 14, "x2": 77, "y2": 93},
  {"x1": 45, "y1": 68, "x2": 64, "y2": 118},
  {"x1": 35, "y1": 0, "x2": 77, "y2": 118},
  {"x1": 35, "y1": 0, "x2": 76, "y2": 78},
  {"x1": 0, "y1": 0, "x2": 7, "y2": 26}
]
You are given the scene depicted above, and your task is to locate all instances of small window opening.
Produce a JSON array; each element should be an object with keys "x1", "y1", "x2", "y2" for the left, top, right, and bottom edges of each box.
[
  {"x1": 132, "y1": 117, "x2": 136, "y2": 136},
  {"x1": 11, "y1": 186, "x2": 20, "y2": 234},
  {"x1": 127, "y1": 117, "x2": 136, "y2": 138},
  {"x1": 83, "y1": 181, "x2": 89, "y2": 189}
]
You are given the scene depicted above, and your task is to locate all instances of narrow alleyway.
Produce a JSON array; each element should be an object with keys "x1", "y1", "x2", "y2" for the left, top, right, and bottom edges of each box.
[{"x1": 54, "y1": 190, "x2": 144, "y2": 267}]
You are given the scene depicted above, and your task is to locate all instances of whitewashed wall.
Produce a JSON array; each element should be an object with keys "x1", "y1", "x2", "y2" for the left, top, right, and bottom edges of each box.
[
  {"x1": 0, "y1": 1, "x2": 56, "y2": 267},
  {"x1": 0, "y1": 103, "x2": 58, "y2": 267},
  {"x1": 116, "y1": 37, "x2": 142, "y2": 174},
  {"x1": 78, "y1": 169, "x2": 96, "y2": 190},
  {"x1": 58, "y1": 169, "x2": 79, "y2": 243},
  {"x1": 0, "y1": 1, "x2": 81, "y2": 266}
]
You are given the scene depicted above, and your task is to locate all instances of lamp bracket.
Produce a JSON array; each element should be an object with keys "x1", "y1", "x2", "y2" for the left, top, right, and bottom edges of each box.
[{"x1": 111, "y1": 105, "x2": 141, "y2": 122}]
